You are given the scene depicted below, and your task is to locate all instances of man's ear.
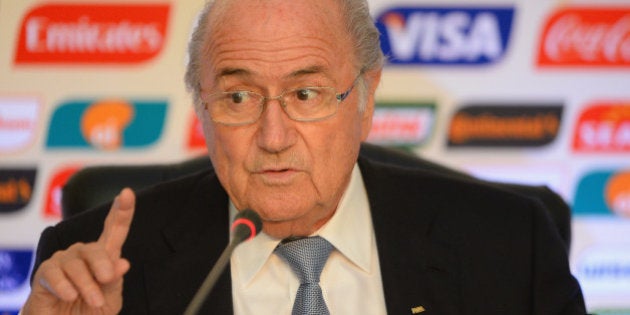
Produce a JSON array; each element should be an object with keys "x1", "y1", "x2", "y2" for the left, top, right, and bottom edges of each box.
[{"x1": 360, "y1": 68, "x2": 382, "y2": 141}]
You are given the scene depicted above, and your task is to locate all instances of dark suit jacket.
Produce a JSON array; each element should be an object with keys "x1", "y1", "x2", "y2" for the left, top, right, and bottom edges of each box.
[{"x1": 32, "y1": 157, "x2": 586, "y2": 314}]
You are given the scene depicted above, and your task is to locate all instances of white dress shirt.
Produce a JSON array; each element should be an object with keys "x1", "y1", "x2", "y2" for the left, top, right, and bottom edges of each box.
[{"x1": 230, "y1": 164, "x2": 388, "y2": 315}]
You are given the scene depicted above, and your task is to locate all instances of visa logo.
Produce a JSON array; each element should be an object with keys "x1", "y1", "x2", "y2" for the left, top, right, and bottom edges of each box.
[
  {"x1": 375, "y1": 7, "x2": 515, "y2": 65},
  {"x1": 46, "y1": 99, "x2": 167, "y2": 150}
]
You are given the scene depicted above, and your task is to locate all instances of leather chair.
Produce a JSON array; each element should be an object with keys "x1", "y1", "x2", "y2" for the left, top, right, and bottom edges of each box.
[{"x1": 61, "y1": 143, "x2": 572, "y2": 251}]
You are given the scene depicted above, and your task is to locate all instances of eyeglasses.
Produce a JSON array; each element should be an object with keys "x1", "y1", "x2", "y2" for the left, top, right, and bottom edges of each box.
[{"x1": 202, "y1": 74, "x2": 361, "y2": 126}]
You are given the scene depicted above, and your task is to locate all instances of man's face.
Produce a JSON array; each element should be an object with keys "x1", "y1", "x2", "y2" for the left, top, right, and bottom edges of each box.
[{"x1": 198, "y1": 0, "x2": 379, "y2": 238}]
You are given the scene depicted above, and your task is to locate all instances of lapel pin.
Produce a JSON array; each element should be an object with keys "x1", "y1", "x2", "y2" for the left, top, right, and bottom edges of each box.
[{"x1": 411, "y1": 305, "x2": 426, "y2": 314}]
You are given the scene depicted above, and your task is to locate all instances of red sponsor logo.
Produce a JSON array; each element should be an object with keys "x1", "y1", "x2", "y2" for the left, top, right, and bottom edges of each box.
[
  {"x1": 367, "y1": 106, "x2": 434, "y2": 145},
  {"x1": 573, "y1": 102, "x2": 630, "y2": 152},
  {"x1": 187, "y1": 114, "x2": 206, "y2": 151},
  {"x1": 538, "y1": 7, "x2": 630, "y2": 66},
  {"x1": 0, "y1": 97, "x2": 40, "y2": 153},
  {"x1": 44, "y1": 166, "x2": 81, "y2": 219},
  {"x1": 15, "y1": 3, "x2": 170, "y2": 64}
]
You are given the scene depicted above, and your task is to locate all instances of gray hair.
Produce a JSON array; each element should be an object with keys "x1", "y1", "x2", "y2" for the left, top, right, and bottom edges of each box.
[{"x1": 184, "y1": 0, "x2": 384, "y2": 112}]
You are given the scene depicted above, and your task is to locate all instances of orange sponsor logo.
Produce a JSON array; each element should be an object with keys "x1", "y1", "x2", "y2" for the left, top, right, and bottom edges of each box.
[
  {"x1": 80, "y1": 100, "x2": 134, "y2": 150},
  {"x1": 605, "y1": 172, "x2": 630, "y2": 217},
  {"x1": 449, "y1": 113, "x2": 560, "y2": 144},
  {"x1": 0, "y1": 178, "x2": 32, "y2": 205},
  {"x1": 573, "y1": 103, "x2": 630, "y2": 152},
  {"x1": 15, "y1": 3, "x2": 170, "y2": 64},
  {"x1": 538, "y1": 7, "x2": 630, "y2": 66}
]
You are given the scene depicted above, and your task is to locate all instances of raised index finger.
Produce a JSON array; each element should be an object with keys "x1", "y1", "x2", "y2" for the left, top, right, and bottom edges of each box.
[{"x1": 98, "y1": 187, "x2": 135, "y2": 258}]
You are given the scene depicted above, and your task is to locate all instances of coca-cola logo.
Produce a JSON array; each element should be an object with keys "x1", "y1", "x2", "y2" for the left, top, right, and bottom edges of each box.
[
  {"x1": 14, "y1": 3, "x2": 170, "y2": 64},
  {"x1": 537, "y1": 7, "x2": 630, "y2": 66}
]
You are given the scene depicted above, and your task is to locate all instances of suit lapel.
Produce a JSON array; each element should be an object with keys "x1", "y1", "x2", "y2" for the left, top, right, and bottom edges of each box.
[
  {"x1": 359, "y1": 157, "x2": 460, "y2": 315},
  {"x1": 143, "y1": 172, "x2": 235, "y2": 314}
]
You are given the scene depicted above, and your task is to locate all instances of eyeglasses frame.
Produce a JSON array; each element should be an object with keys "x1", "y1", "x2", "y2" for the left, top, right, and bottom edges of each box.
[{"x1": 202, "y1": 71, "x2": 364, "y2": 126}]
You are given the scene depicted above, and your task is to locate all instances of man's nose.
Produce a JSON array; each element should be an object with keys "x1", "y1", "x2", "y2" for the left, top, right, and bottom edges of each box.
[{"x1": 256, "y1": 98, "x2": 297, "y2": 153}]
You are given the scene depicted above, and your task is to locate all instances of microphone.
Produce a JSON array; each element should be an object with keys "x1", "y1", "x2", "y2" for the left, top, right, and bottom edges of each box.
[{"x1": 182, "y1": 209, "x2": 262, "y2": 315}]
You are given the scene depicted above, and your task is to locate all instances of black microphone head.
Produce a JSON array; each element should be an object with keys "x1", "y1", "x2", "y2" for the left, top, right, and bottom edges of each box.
[{"x1": 231, "y1": 209, "x2": 263, "y2": 242}]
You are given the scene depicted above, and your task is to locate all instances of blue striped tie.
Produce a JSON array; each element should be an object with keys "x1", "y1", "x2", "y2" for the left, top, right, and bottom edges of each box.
[{"x1": 275, "y1": 236, "x2": 333, "y2": 315}]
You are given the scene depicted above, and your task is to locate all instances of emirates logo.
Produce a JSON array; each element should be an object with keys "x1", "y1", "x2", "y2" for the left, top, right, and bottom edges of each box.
[{"x1": 14, "y1": 3, "x2": 170, "y2": 64}]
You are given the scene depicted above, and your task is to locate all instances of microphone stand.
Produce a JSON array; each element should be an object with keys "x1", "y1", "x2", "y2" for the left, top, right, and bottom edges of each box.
[
  {"x1": 182, "y1": 236, "x2": 242, "y2": 315},
  {"x1": 182, "y1": 209, "x2": 261, "y2": 315}
]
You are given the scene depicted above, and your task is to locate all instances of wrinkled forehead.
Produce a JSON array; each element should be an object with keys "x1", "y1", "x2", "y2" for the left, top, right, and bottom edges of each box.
[
  {"x1": 210, "y1": 0, "x2": 348, "y2": 42},
  {"x1": 202, "y1": 0, "x2": 354, "y2": 72}
]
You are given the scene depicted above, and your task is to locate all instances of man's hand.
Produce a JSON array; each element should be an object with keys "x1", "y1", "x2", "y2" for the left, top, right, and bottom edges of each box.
[{"x1": 22, "y1": 188, "x2": 136, "y2": 315}]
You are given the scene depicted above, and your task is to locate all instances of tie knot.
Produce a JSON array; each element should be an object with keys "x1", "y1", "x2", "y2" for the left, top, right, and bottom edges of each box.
[{"x1": 275, "y1": 236, "x2": 333, "y2": 284}]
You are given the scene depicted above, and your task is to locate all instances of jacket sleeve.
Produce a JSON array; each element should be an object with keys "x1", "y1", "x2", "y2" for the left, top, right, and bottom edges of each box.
[
  {"x1": 29, "y1": 207, "x2": 106, "y2": 286},
  {"x1": 29, "y1": 226, "x2": 63, "y2": 286},
  {"x1": 531, "y1": 201, "x2": 587, "y2": 314}
]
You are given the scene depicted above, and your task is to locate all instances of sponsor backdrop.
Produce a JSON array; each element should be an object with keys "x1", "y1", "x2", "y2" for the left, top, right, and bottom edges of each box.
[{"x1": 0, "y1": 0, "x2": 629, "y2": 312}]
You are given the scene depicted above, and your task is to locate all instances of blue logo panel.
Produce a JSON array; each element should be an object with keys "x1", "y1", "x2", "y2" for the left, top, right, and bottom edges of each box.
[
  {"x1": 375, "y1": 7, "x2": 515, "y2": 65},
  {"x1": 46, "y1": 99, "x2": 167, "y2": 150},
  {"x1": 573, "y1": 170, "x2": 630, "y2": 217},
  {"x1": 0, "y1": 249, "x2": 33, "y2": 292}
]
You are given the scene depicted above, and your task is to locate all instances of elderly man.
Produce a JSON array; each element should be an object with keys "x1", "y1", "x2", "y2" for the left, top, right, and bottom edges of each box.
[{"x1": 23, "y1": 0, "x2": 586, "y2": 314}]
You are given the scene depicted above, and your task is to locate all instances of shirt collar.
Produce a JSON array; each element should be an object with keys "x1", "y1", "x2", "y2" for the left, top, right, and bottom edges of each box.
[
  {"x1": 230, "y1": 163, "x2": 374, "y2": 285},
  {"x1": 317, "y1": 163, "x2": 373, "y2": 273}
]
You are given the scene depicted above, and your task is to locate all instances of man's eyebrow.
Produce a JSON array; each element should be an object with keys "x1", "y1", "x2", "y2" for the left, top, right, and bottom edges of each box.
[
  {"x1": 216, "y1": 68, "x2": 251, "y2": 78},
  {"x1": 287, "y1": 66, "x2": 326, "y2": 78},
  {"x1": 215, "y1": 66, "x2": 328, "y2": 80}
]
